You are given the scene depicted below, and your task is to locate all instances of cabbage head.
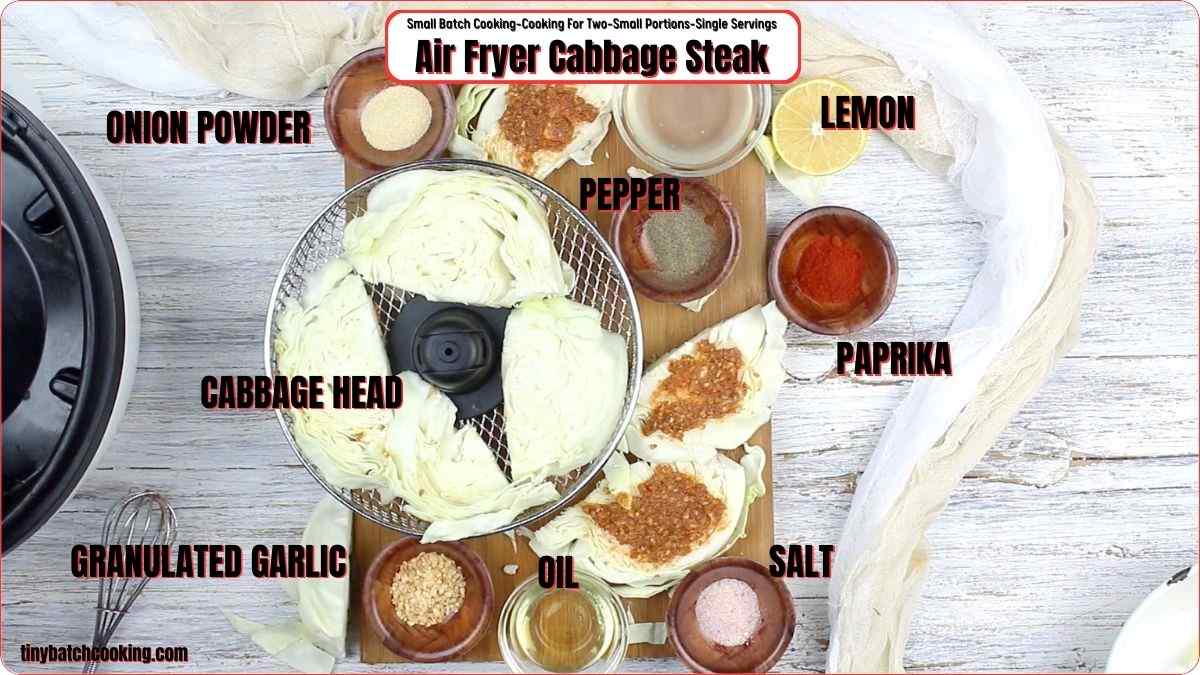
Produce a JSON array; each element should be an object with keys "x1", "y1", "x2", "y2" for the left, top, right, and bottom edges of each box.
[
  {"x1": 274, "y1": 260, "x2": 399, "y2": 497},
  {"x1": 502, "y1": 297, "x2": 628, "y2": 482},
  {"x1": 389, "y1": 372, "x2": 560, "y2": 543},
  {"x1": 342, "y1": 170, "x2": 573, "y2": 307}
]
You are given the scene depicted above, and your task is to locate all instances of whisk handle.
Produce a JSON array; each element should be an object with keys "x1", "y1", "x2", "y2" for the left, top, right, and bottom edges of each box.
[{"x1": 82, "y1": 634, "x2": 107, "y2": 675}]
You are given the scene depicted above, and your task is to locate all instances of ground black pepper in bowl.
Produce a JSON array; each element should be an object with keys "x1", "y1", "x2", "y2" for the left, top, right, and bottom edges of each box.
[
  {"x1": 610, "y1": 177, "x2": 740, "y2": 304},
  {"x1": 644, "y1": 204, "x2": 718, "y2": 281}
]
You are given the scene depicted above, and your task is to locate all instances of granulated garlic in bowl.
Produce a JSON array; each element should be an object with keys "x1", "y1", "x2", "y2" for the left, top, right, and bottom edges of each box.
[
  {"x1": 363, "y1": 539, "x2": 492, "y2": 662},
  {"x1": 390, "y1": 551, "x2": 465, "y2": 626}
]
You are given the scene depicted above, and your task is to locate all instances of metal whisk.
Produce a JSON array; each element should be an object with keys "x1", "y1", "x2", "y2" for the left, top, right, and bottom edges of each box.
[{"x1": 84, "y1": 491, "x2": 177, "y2": 674}]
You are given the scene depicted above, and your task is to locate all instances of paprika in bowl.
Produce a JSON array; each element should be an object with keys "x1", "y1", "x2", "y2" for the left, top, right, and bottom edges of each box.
[{"x1": 768, "y1": 206, "x2": 897, "y2": 335}]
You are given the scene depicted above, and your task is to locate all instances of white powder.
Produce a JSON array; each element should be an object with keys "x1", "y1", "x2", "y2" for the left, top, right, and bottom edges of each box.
[
  {"x1": 360, "y1": 85, "x2": 432, "y2": 152},
  {"x1": 695, "y1": 578, "x2": 761, "y2": 647}
]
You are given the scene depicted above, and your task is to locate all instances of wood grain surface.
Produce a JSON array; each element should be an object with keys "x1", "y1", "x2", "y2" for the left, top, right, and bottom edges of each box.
[
  {"x1": 1, "y1": 4, "x2": 1196, "y2": 673},
  {"x1": 351, "y1": 126, "x2": 772, "y2": 664}
]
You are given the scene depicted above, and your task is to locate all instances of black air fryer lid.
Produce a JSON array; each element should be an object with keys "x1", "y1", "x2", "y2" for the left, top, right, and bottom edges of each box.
[{"x1": 2, "y1": 91, "x2": 127, "y2": 554}]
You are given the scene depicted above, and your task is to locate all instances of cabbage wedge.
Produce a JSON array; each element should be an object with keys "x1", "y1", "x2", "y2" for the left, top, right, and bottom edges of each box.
[
  {"x1": 274, "y1": 260, "x2": 399, "y2": 497},
  {"x1": 226, "y1": 497, "x2": 352, "y2": 674},
  {"x1": 502, "y1": 297, "x2": 629, "y2": 482},
  {"x1": 342, "y1": 169, "x2": 574, "y2": 307},
  {"x1": 450, "y1": 84, "x2": 613, "y2": 179},
  {"x1": 530, "y1": 448, "x2": 766, "y2": 598},
  {"x1": 626, "y1": 303, "x2": 787, "y2": 463},
  {"x1": 389, "y1": 372, "x2": 560, "y2": 543},
  {"x1": 289, "y1": 497, "x2": 352, "y2": 658}
]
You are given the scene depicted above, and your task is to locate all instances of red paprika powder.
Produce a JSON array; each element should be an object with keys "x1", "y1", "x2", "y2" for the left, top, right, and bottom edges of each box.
[{"x1": 791, "y1": 234, "x2": 864, "y2": 305}]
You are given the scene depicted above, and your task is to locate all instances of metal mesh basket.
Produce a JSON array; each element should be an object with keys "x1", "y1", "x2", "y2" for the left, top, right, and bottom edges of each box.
[{"x1": 264, "y1": 159, "x2": 643, "y2": 537}]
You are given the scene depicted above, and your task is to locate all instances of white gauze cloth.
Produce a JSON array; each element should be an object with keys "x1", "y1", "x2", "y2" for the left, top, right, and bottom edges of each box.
[
  {"x1": 4, "y1": 2, "x2": 393, "y2": 100},
  {"x1": 797, "y1": 6, "x2": 1098, "y2": 672}
]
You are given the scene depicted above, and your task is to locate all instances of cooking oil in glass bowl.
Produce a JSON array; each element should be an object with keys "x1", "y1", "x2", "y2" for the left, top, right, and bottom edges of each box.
[
  {"x1": 614, "y1": 84, "x2": 771, "y2": 176},
  {"x1": 498, "y1": 572, "x2": 629, "y2": 673}
]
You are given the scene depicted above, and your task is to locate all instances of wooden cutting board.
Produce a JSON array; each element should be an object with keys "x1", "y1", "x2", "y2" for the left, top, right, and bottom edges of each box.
[{"x1": 347, "y1": 125, "x2": 772, "y2": 664}]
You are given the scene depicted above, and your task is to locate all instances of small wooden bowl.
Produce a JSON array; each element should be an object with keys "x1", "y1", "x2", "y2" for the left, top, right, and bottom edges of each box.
[
  {"x1": 768, "y1": 206, "x2": 898, "y2": 335},
  {"x1": 324, "y1": 48, "x2": 455, "y2": 172},
  {"x1": 667, "y1": 557, "x2": 795, "y2": 673},
  {"x1": 362, "y1": 538, "x2": 493, "y2": 663},
  {"x1": 610, "y1": 177, "x2": 741, "y2": 304}
]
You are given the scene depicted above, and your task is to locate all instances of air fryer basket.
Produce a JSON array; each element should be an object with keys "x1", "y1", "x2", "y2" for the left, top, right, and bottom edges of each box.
[{"x1": 265, "y1": 159, "x2": 643, "y2": 537}]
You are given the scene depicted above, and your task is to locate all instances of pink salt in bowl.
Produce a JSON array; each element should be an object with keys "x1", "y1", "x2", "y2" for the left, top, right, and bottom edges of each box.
[{"x1": 666, "y1": 557, "x2": 795, "y2": 673}]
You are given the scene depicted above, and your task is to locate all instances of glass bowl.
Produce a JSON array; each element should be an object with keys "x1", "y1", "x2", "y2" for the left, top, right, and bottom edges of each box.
[
  {"x1": 612, "y1": 84, "x2": 771, "y2": 177},
  {"x1": 497, "y1": 571, "x2": 631, "y2": 673}
]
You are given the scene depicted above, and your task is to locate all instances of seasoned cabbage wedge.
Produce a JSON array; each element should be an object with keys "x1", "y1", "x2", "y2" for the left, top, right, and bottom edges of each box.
[
  {"x1": 626, "y1": 302, "x2": 787, "y2": 463},
  {"x1": 530, "y1": 448, "x2": 766, "y2": 598},
  {"x1": 449, "y1": 84, "x2": 614, "y2": 179}
]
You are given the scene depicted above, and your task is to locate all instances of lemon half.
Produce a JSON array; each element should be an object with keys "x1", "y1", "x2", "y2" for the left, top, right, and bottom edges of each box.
[{"x1": 772, "y1": 79, "x2": 868, "y2": 176}]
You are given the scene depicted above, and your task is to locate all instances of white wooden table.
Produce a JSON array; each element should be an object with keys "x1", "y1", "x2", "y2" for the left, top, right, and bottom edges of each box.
[{"x1": 2, "y1": 4, "x2": 1196, "y2": 672}]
